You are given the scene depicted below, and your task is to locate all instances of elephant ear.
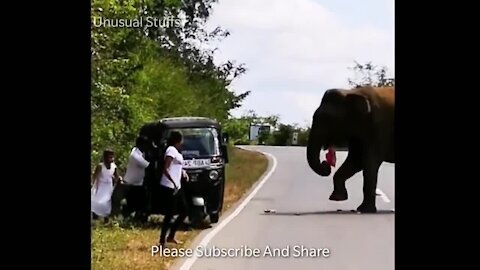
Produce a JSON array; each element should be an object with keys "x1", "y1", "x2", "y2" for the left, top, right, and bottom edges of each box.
[{"x1": 345, "y1": 93, "x2": 371, "y2": 116}]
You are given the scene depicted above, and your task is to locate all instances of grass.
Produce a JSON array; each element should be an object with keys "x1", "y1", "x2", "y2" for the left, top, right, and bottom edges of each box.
[{"x1": 91, "y1": 146, "x2": 269, "y2": 270}]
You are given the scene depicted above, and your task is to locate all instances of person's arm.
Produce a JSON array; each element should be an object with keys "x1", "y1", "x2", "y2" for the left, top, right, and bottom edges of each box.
[
  {"x1": 182, "y1": 169, "x2": 189, "y2": 181},
  {"x1": 163, "y1": 156, "x2": 177, "y2": 189},
  {"x1": 132, "y1": 150, "x2": 150, "y2": 168},
  {"x1": 112, "y1": 167, "x2": 122, "y2": 185},
  {"x1": 92, "y1": 165, "x2": 101, "y2": 189}
]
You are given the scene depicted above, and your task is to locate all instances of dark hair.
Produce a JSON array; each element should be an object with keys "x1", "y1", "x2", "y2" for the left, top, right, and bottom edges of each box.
[
  {"x1": 136, "y1": 136, "x2": 148, "y2": 149},
  {"x1": 167, "y1": 131, "x2": 183, "y2": 146},
  {"x1": 102, "y1": 149, "x2": 115, "y2": 160}
]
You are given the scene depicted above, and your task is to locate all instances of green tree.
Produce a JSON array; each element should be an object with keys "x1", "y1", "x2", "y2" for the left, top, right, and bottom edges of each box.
[
  {"x1": 298, "y1": 127, "x2": 310, "y2": 146},
  {"x1": 347, "y1": 61, "x2": 395, "y2": 88},
  {"x1": 222, "y1": 117, "x2": 251, "y2": 145},
  {"x1": 257, "y1": 128, "x2": 271, "y2": 145},
  {"x1": 270, "y1": 124, "x2": 294, "y2": 146}
]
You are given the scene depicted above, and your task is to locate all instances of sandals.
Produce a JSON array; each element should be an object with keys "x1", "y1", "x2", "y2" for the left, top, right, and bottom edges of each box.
[
  {"x1": 167, "y1": 238, "x2": 183, "y2": 244},
  {"x1": 157, "y1": 237, "x2": 183, "y2": 249}
]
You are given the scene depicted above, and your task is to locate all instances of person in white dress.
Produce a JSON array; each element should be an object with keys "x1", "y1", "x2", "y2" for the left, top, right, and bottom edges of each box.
[{"x1": 91, "y1": 150, "x2": 120, "y2": 220}]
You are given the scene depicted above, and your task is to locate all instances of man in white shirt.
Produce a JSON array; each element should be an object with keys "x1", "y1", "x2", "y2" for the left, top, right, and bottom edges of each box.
[
  {"x1": 124, "y1": 142, "x2": 150, "y2": 186},
  {"x1": 123, "y1": 137, "x2": 151, "y2": 220}
]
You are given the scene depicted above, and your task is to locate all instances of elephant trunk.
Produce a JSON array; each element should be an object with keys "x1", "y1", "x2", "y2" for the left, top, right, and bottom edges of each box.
[{"x1": 306, "y1": 125, "x2": 331, "y2": 177}]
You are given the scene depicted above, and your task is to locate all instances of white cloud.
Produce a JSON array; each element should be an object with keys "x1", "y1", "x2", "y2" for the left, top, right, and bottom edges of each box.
[
  {"x1": 281, "y1": 91, "x2": 323, "y2": 126},
  {"x1": 206, "y1": 0, "x2": 394, "y2": 124}
]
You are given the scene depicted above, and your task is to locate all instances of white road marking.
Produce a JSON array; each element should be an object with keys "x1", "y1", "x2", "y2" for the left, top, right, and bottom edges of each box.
[
  {"x1": 376, "y1": 188, "x2": 391, "y2": 203},
  {"x1": 178, "y1": 149, "x2": 278, "y2": 270}
]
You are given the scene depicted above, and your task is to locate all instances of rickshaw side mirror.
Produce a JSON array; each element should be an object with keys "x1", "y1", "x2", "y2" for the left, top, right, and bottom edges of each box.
[
  {"x1": 222, "y1": 133, "x2": 229, "y2": 144},
  {"x1": 221, "y1": 145, "x2": 229, "y2": 164}
]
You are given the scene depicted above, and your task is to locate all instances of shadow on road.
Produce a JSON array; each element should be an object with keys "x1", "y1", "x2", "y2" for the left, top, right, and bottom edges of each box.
[{"x1": 261, "y1": 210, "x2": 395, "y2": 216}]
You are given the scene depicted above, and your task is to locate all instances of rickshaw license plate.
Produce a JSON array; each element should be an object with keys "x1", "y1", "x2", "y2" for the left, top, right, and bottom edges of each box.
[{"x1": 183, "y1": 159, "x2": 211, "y2": 168}]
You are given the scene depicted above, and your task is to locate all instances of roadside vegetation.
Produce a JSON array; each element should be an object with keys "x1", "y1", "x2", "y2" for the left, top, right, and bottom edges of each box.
[{"x1": 91, "y1": 146, "x2": 268, "y2": 270}]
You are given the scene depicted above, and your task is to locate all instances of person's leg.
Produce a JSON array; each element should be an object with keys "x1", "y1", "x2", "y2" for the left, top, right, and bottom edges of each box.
[
  {"x1": 167, "y1": 189, "x2": 188, "y2": 243},
  {"x1": 131, "y1": 186, "x2": 142, "y2": 220},
  {"x1": 138, "y1": 186, "x2": 148, "y2": 222},
  {"x1": 159, "y1": 186, "x2": 174, "y2": 245},
  {"x1": 110, "y1": 182, "x2": 124, "y2": 217},
  {"x1": 123, "y1": 185, "x2": 134, "y2": 217},
  {"x1": 130, "y1": 186, "x2": 138, "y2": 220}
]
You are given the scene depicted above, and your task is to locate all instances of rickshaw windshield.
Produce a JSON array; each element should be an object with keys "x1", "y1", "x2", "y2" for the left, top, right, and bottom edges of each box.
[{"x1": 167, "y1": 127, "x2": 221, "y2": 157}]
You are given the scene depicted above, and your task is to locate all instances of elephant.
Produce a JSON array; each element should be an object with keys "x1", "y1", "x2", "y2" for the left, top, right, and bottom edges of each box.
[{"x1": 306, "y1": 86, "x2": 394, "y2": 213}]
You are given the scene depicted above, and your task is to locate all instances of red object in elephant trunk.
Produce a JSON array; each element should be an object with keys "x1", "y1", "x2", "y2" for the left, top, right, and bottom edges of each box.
[{"x1": 326, "y1": 147, "x2": 336, "y2": 167}]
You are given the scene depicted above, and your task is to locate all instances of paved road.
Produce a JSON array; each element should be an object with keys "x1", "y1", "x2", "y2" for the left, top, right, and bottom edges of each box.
[{"x1": 175, "y1": 146, "x2": 394, "y2": 270}]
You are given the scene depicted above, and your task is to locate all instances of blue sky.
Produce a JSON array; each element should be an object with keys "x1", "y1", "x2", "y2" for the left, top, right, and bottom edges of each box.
[
  {"x1": 206, "y1": 0, "x2": 394, "y2": 126},
  {"x1": 312, "y1": 0, "x2": 394, "y2": 31}
]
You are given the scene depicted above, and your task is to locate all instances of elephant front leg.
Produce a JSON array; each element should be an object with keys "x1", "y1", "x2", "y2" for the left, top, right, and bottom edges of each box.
[
  {"x1": 357, "y1": 158, "x2": 381, "y2": 213},
  {"x1": 329, "y1": 157, "x2": 362, "y2": 201}
]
